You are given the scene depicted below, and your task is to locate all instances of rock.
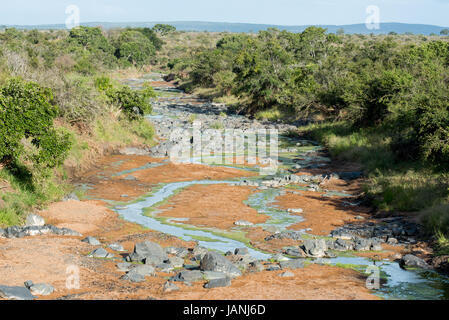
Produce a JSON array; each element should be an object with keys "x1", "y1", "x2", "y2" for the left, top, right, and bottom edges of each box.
[
  {"x1": 0, "y1": 228, "x2": 5, "y2": 237},
  {"x1": 165, "y1": 247, "x2": 189, "y2": 258},
  {"x1": 109, "y1": 243, "x2": 125, "y2": 252},
  {"x1": 288, "y1": 208, "x2": 303, "y2": 214},
  {"x1": 279, "y1": 271, "x2": 294, "y2": 278},
  {"x1": 130, "y1": 241, "x2": 167, "y2": 264},
  {"x1": 248, "y1": 261, "x2": 265, "y2": 273},
  {"x1": 265, "y1": 264, "x2": 281, "y2": 271},
  {"x1": 234, "y1": 220, "x2": 254, "y2": 227},
  {"x1": 63, "y1": 193, "x2": 79, "y2": 201},
  {"x1": 334, "y1": 238, "x2": 354, "y2": 251},
  {"x1": 400, "y1": 254, "x2": 432, "y2": 270},
  {"x1": 371, "y1": 243, "x2": 383, "y2": 251},
  {"x1": 204, "y1": 277, "x2": 231, "y2": 289},
  {"x1": 82, "y1": 236, "x2": 101, "y2": 246},
  {"x1": 25, "y1": 214, "x2": 45, "y2": 227},
  {"x1": 432, "y1": 255, "x2": 449, "y2": 274},
  {"x1": 387, "y1": 237, "x2": 399, "y2": 245},
  {"x1": 156, "y1": 263, "x2": 174, "y2": 273},
  {"x1": 166, "y1": 256, "x2": 184, "y2": 268},
  {"x1": 117, "y1": 262, "x2": 134, "y2": 272},
  {"x1": 88, "y1": 248, "x2": 114, "y2": 259},
  {"x1": 163, "y1": 281, "x2": 179, "y2": 293},
  {"x1": 130, "y1": 265, "x2": 156, "y2": 277},
  {"x1": 191, "y1": 246, "x2": 209, "y2": 261},
  {"x1": 302, "y1": 239, "x2": 327, "y2": 258},
  {"x1": 354, "y1": 238, "x2": 372, "y2": 251},
  {"x1": 29, "y1": 283, "x2": 54, "y2": 296},
  {"x1": 200, "y1": 252, "x2": 242, "y2": 278},
  {"x1": 284, "y1": 247, "x2": 306, "y2": 258},
  {"x1": 172, "y1": 270, "x2": 204, "y2": 283},
  {"x1": 202, "y1": 271, "x2": 228, "y2": 281},
  {"x1": 234, "y1": 248, "x2": 249, "y2": 256},
  {"x1": 0, "y1": 285, "x2": 35, "y2": 300},
  {"x1": 121, "y1": 272, "x2": 145, "y2": 283},
  {"x1": 272, "y1": 253, "x2": 290, "y2": 262},
  {"x1": 24, "y1": 280, "x2": 34, "y2": 289},
  {"x1": 280, "y1": 259, "x2": 305, "y2": 270}
]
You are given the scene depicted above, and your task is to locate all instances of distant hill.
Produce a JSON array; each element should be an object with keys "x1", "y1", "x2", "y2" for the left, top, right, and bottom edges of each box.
[{"x1": 2, "y1": 21, "x2": 448, "y2": 35}]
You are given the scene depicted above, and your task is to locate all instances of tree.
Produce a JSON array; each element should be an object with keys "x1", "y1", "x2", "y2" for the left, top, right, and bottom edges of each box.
[
  {"x1": 68, "y1": 26, "x2": 113, "y2": 54},
  {"x1": 114, "y1": 30, "x2": 156, "y2": 66},
  {"x1": 336, "y1": 28, "x2": 345, "y2": 35},
  {"x1": 128, "y1": 27, "x2": 164, "y2": 50},
  {"x1": 440, "y1": 29, "x2": 449, "y2": 35},
  {"x1": 152, "y1": 24, "x2": 176, "y2": 35}
]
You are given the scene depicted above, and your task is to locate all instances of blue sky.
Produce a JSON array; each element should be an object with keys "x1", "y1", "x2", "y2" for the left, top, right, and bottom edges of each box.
[{"x1": 1, "y1": 0, "x2": 448, "y2": 26}]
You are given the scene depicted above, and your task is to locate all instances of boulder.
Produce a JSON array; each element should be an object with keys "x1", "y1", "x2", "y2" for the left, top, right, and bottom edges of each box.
[
  {"x1": 280, "y1": 259, "x2": 305, "y2": 270},
  {"x1": 0, "y1": 285, "x2": 35, "y2": 300},
  {"x1": 302, "y1": 239, "x2": 327, "y2": 258},
  {"x1": 130, "y1": 241, "x2": 167, "y2": 264},
  {"x1": 400, "y1": 254, "x2": 432, "y2": 270},
  {"x1": 163, "y1": 281, "x2": 179, "y2": 293},
  {"x1": 166, "y1": 256, "x2": 184, "y2": 268},
  {"x1": 279, "y1": 271, "x2": 294, "y2": 278},
  {"x1": 28, "y1": 283, "x2": 54, "y2": 296},
  {"x1": 172, "y1": 270, "x2": 204, "y2": 283},
  {"x1": 200, "y1": 252, "x2": 242, "y2": 278},
  {"x1": 82, "y1": 236, "x2": 101, "y2": 246},
  {"x1": 204, "y1": 277, "x2": 231, "y2": 289},
  {"x1": 88, "y1": 248, "x2": 114, "y2": 259},
  {"x1": 108, "y1": 243, "x2": 125, "y2": 252},
  {"x1": 25, "y1": 214, "x2": 45, "y2": 227}
]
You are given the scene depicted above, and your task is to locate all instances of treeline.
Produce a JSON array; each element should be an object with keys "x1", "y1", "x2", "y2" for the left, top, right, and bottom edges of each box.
[
  {"x1": 169, "y1": 27, "x2": 449, "y2": 168},
  {"x1": 0, "y1": 25, "x2": 174, "y2": 225}
]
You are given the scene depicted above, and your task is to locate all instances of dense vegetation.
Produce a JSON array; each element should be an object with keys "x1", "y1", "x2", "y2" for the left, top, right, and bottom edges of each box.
[
  {"x1": 166, "y1": 28, "x2": 449, "y2": 246},
  {"x1": 0, "y1": 26, "x2": 163, "y2": 225}
]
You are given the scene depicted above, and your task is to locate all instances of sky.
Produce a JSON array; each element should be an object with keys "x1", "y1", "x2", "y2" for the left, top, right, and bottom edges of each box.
[{"x1": 1, "y1": 0, "x2": 448, "y2": 27}]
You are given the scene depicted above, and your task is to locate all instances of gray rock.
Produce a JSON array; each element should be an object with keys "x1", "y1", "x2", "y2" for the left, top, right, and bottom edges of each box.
[
  {"x1": 117, "y1": 262, "x2": 134, "y2": 272},
  {"x1": 0, "y1": 285, "x2": 35, "y2": 300},
  {"x1": 25, "y1": 214, "x2": 45, "y2": 227},
  {"x1": 371, "y1": 243, "x2": 383, "y2": 251},
  {"x1": 130, "y1": 241, "x2": 167, "y2": 264},
  {"x1": 192, "y1": 246, "x2": 209, "y2": 261},
  {"x1": 163, "y1": 281, "x2": 179, "y2": 293},
  {"x1": 387, "y1": 237, "x2": 399, "y2": 245},
  {"x1": 302, "y1": 239, "x2": 327, "y2": 258},
  {"x1": 202, "y1": 271, "x2": 228, "y2": 281},
  {"x1": 400, "y1": 254, "x2": 432, "y2": 270},
  {"x1": 108, "y1": 243, "x2": 125, "y2": 252},
  {"x1": 165, "y1": 247, "x2": 189, "y2": 258},
  {"x1": 166, "y1": 256, "x2": 184, "y2": 268},
  {"x1": 334, "y1": 238, "x2": 354, "y2": 251},
  {"x1": 200, "y1": 252, "x2": 242, "y2": 278},
  {"x1": 204, "y1": 277, "x2": 231, "y2": 289},
  {"x1": 0, "y1": 228, "x2": 5, "y2": 237},
  {"x1": 234, "y1": 220, "x2": 254, "y2": 227},
  {"x1": 172, "y1": 270, "x2": 204, "y2": 283},
  {"x1": 234, "y1": 248, "x2": 249, "y2": 256},
  {"x1": 265, "y1": 264, "x2": 281, "y2": 271},
  {"x1": 284, "y1": 247, "x2": 306, "y2": 258},
  {"x1": 280, "y1": 259, "x2": 305, "y2": 270},
  {"x1": 156, "y1": 263, "x2": 174, "y2": 273},
  {"x1": 121, "y1": 272, "x2": 145, "y2": 283},
  {"x1": 130, "y1": 265, "x2": 156, "y2": 277},
  {"x1": 248, "y1": 261, "x2": 265, "y2": 273},
  {"x1": 88, "y1": 248, "x2": 114, "y2": 259},
  {"x1": 279, "y1": 271, "x2": 294, "y2": 278},
  {"x1": 82, "y1": 236, "x2": 101, "y2": 246},
  {"x1": 354, "y1": 238, "x2": 372, "y2": 251},
  {"x1": 63, "y1": 193, "x2": 79, "y2": 201},
  {"x1": 29, "y1": 283, "x2": 54, "y2": 296}
]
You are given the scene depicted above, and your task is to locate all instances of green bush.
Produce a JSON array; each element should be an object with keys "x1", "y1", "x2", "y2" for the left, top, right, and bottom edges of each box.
[
  {"x1": 0, "y1": 78, "x2": 71, "y2": 169},
  {"x1": 106, "y1": 85, "x2": 155, "y2": 120}
]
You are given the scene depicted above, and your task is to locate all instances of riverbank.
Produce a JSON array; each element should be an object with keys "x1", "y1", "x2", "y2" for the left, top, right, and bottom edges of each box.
[{"x1": 1, "y1": 73, "x2": 449, "y2": 301}]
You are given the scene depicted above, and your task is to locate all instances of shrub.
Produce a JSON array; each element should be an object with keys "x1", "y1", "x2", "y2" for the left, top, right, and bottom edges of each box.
[
  {"x1": 0, "y1": 78, "x2": 71, "y2": 169},
  {"x1": 106, "y1": 85, "x2": 155, "y2": 120}
]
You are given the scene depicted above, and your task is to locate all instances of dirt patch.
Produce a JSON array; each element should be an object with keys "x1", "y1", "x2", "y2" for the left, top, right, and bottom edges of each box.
[
  {"x1": 277, "y1": 189, "x2": 370, "y2": 236},
  {"x1": 158, "y1": 184, "x2": 269, "y2": 231},
  {"x1": 131, "y1": 163, "x2": 256, "y2": 184}
]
